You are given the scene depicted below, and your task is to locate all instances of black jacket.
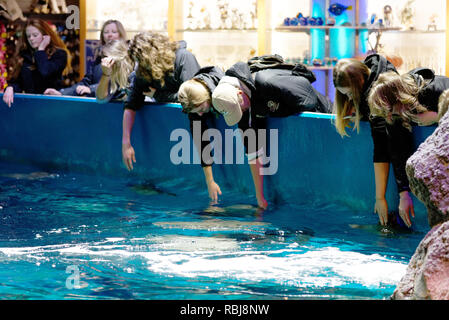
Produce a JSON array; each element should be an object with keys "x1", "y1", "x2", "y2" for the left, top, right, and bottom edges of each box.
[
  {"x1": 225, "y1": 60, "x2": 332, "y2": 157},
  {"x1": 8, "y1": 48, "x2": 67, "y2": 94},
  {"x1": 124, "y1": 40, "x2": 200, "y2": 110},
  {"x1": 187, "y1": 66, "x2": 224, "y2": 167},
  {"x1": 60, "y1": 55, "x2": 103, "y2": 97},
  {"x1": 363, "y1": 54, "x2": 413, "y2": 193},
  {"x1": 408, "y1": 67, "x2": 449, "y2": 112}
]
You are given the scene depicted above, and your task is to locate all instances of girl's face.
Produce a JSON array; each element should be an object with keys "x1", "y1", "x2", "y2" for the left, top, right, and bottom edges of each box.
[
  {"x1": 26, "y1": 26, "x2": 44, "y2": 49},
  {"x1": 336, "y1": 86, "x2": 353, "y2": 100},
  {"x1": 239, "y1": 91, "x2": 251, "y2": 112},
  {"x1": 190, "y1": 101, "x2": 211, "y2": 116},
  {"x1": 103, "y1": 23, "x2": 121, "y2": 44}
]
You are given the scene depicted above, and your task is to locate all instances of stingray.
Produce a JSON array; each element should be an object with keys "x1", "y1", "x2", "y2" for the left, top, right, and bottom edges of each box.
[
  {"x1": 349, "y1": 211, "x2": 416, "y2": 235},
  {"x1": 1, "y1": 172, "x2": 59, "y2": 180},
  {"x1": 128, "y1": 182, "x2": 176, "y2": 197}
]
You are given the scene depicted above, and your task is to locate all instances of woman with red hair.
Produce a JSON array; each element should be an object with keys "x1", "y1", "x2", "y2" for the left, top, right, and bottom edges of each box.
[{"x1": 2, "y1": 18, "x2": 70, "y2": 108}]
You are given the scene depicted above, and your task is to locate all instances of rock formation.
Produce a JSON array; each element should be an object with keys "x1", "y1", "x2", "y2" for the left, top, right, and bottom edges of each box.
[{"x1": 392, "y1": 111, "x2": 449, "y2": 300}]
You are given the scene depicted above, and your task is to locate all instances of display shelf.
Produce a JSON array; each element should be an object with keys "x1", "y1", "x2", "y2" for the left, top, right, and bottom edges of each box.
[
  {"x1": 275, "y1": 25, "x2": 401, "y2": 33},
  {"x1": 176, "y1": 28, "x2": 258, "y2": 33}
]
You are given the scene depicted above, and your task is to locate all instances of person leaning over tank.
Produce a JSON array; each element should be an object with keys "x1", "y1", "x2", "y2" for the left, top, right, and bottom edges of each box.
[
  {"x1": 178, "y1": 66, "x2": 225, "y2": 204},
  {"x1": 2, "y1": 18, "x2": 71, "y2": 108},
  {"x1": 206, "y1": 55, "x2": 333, "y2": 209},
  {"x1": 332, "y1": 54, "x2": 416, "y2": 228},
  {"x1": 44, "y1": 20, "x2": 127, "y2": 97},
  {"x1": 96, "y1": 31, "x2": 201, "y2": 172},
  {"x1": 368, "y1": 67, "x2": 449, "y2": 129}
]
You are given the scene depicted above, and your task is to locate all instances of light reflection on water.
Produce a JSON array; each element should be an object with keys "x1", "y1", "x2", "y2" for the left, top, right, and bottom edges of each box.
[{"x1": 0, "y1": 161, "x2": 427, "y2": 300}]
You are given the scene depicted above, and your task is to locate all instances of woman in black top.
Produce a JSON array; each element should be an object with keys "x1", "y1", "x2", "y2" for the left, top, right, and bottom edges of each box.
[
  {"x1": 333, "y1": 54, "x2": 415, "y2": 227},
  {"x1": 98, "y1": 31, "x2": 201, "y2": 173},
  {"x1": 3, "y1": 18, "x2": 70, "y2": 107},
  {"x1": 44, "y1": 19, "x2": 127, "y2": 97}
]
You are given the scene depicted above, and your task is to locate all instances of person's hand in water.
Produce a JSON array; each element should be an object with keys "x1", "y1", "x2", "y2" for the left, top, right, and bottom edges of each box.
[
  {"x1": 122, "y1": 143, "x2": 136, "y2": 170},
  {"x1": 374, "y1": 197, "x2": 388, "y2": 226},
  {"x1": 207, "y1": 180, "x2": 222, "y2": 205},
  {"x1": 398, "y1": 191, "x2": 415, "y2": 228}
]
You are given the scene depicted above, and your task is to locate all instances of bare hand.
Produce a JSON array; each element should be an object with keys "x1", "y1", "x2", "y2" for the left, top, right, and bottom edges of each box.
[
  {"x1": 257, "y1": 196, "x2": 268, "y2": 210},
  {"x1": 2, "y1": 86, "x2": 14, "y2": 108},
  {"x1": 39, "y1": 35, "x2": 51, "y2": 51},
  {"x1": 399, "y1": 191, "x2": 415, "y2": 227},
  {"x1": 122, "y1": 143, "x2": 136, "y2": 171},
  {"x1": 374, "y1": 198, "x2": 388, "y2": 226},
  {"x1": 76, "y1": 85, "x2": 92, "y2": 96},
  {"x1": 206, "y1": 180, "x2": 222, "y2": 205},
  {"x1": 101, "y1": 57, "x2": 115, "y2": 76},
  {"x1": 44, "y1": 88, "x2": 62, "y2": 96}
]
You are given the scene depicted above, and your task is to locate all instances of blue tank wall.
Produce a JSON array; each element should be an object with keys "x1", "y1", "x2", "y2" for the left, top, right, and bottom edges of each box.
[{"x1": 0, "y1": 94, "x2": 435, "y2": 214}]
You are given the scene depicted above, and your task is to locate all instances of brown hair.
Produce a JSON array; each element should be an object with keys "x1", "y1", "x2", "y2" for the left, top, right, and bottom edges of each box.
[
  {"x1": 127, "y1": 31, "x2": 178, "y2": 86},
  {"x1": 368, "y1": 71, "x2": 428, "y2": 131},
  {"x1": 10, "y1": 18, "x2": 71, "y2": 80},
  {"x1": 437, "y1": 88, "x2": 449, "y2": 122},
  {"x1": 332, "y1": 58, "x2": 370, "y2": 137}
]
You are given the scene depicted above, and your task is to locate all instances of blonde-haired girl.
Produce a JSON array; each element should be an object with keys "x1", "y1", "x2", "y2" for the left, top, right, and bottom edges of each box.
[
  {"x1": 98, "y1": 31, "x2": 200, "y2": 175},
  {"x1": 332, "y1": 54, "x2": 415, "y2": 228}
]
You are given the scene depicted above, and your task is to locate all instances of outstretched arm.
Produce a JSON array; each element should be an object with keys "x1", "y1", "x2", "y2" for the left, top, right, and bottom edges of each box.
[
  {"x1": 203, "y1": 166, "x2": 222, "y2": 205},
  {"x1": 122, "y1": 109, "x2": 136, "y2": 170},
  {"x1": 374, "y1": 162, "x2": 389, "y2": 226},
  {"x1": 249, "y1": 157, "x2": 268, "y2": 209}
]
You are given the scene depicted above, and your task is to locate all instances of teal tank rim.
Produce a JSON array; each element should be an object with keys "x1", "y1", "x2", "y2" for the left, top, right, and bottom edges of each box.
[{"x1": 1, "y1": 93, "x2": 337, "y2": 120}]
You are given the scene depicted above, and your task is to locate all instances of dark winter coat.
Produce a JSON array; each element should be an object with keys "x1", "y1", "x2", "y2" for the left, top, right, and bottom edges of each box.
[
  {"x1": 60, "y1": 55, "x2": 103, "y2": 97},
  {"x1": 408, "y1": 67, "x2": 449, "y2": 112},
  {"x1": 8, "y1": 48, "x2": 67, "y2": 94}
]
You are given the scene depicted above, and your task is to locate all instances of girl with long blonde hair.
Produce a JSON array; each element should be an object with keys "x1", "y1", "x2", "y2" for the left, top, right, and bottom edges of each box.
[
  {"x1": 332, "y1": 54, "x2": 415, "y2": 228},
  {"x1": 45, "y1": 19, "x2": 127, "y2": 97},
  {"x1": 98, "y1": 31, "x2": 200, "y2": 176}
]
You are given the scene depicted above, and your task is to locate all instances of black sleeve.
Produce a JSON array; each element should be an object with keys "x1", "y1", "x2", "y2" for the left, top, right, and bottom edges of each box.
[
  {"x1": 34, "y1": 50, "x2": 67, "y2": 78},
  {"x1": 387, "y1": 121, "x2": 413, "y2": 193},
  {"x1": 238, "y1": 108, "x2": 267, "y2": 159},
  {"x1": 123, "y1": 72, "x2": 146, "y2": 111},
  {"x1": 188, "y1": 113, "x2": 213, "y2": 167},
  {"x1": 369, "y1": 116, "x2": 412, "y2": 193}
]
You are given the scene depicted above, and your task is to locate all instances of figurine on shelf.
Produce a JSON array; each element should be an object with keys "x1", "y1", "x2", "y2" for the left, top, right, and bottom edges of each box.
[
  {"x1": 250, "y1": 0, "x2": 257, "y2": 29},
  {"x1": 0, "y1": 0, "x2": 26, "y2": 21},
  {"x1": 218, "y1": 0, "x2": 230, "y2": 29},
  {"x1": 326, "y1": 17, "x2": 336, "y2": 26},
  {"x1": 186, "y1": 2, "x2": 196, "y2": 30},
  {"x1": 198, "y1": 6, "x2": 211, "y2": 30},
  {"x1": 399, "y1": 0, "x2": 416, "y2": 30},
  {"x1": 231, "y1": 8, "x2": 240, "y2": 29},
  {"x1": 49, "y1": 0, "x2": 68, "y2": 14},
  {"x1": 427, "y1": 14, "x2": 438, "y2": 31},
  {"x1": 31, "y1": 0, "x2": 50, "y2": 14},
  {"x1": 328, "y1": 3, "x2": 352, "y2": 16},
  {"x1": 383, "y1": 5, "x2": 393, "y2": 27}
]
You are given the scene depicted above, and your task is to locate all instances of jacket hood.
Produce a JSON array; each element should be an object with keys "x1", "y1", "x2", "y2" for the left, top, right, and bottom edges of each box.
[
  {"x1": 224, "y1": 62, "x2": 256, "y2": 93},
  {"x1": 363, "y1": 54, "x2": 397, "y2": 91},
  {"x1": 194, "y1": 66, "x2": 224, "y2": 93}
]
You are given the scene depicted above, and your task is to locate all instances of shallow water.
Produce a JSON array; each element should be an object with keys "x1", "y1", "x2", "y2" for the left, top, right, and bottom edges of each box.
[{"x1": 0, "y1": 161, "x2": 426, "y2": 300}]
